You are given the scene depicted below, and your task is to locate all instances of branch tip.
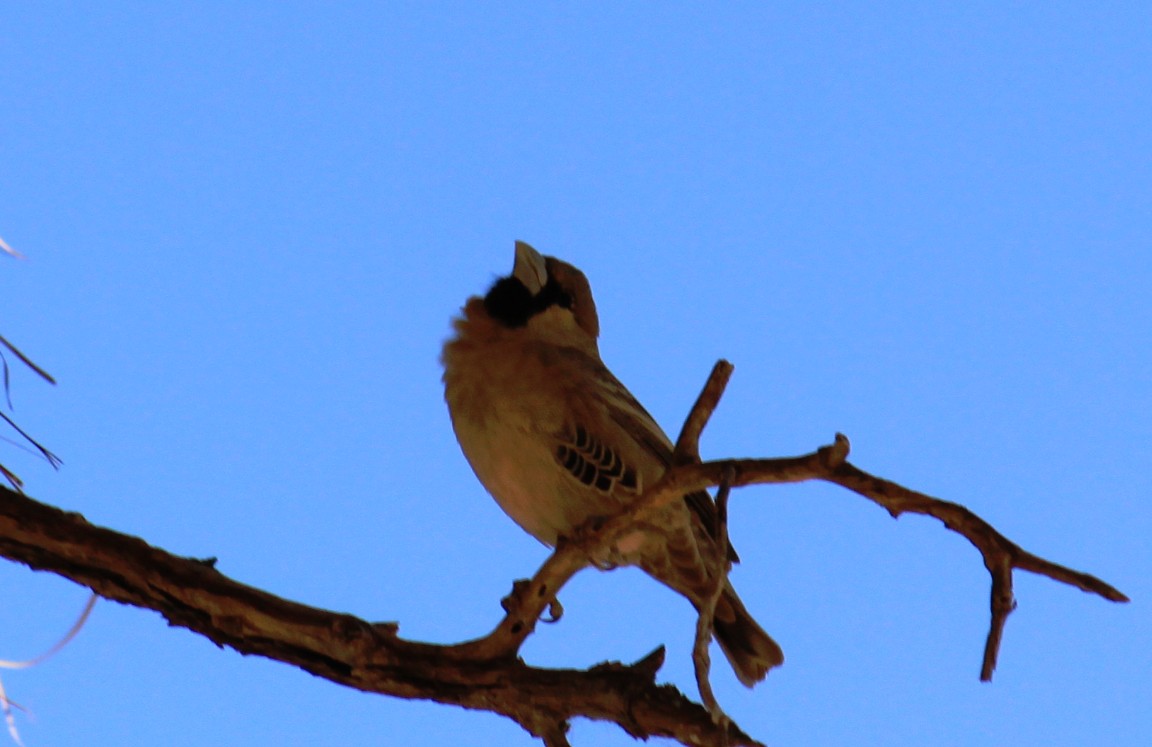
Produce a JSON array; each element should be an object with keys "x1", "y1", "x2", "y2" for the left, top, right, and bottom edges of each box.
[{"x1": 673, "y1": 359, "x2": 734, "y2": 465}]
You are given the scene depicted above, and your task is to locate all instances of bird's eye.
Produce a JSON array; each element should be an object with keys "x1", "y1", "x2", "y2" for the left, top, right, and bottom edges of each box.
[{"x1": 532, "y1": 277, "x2": 573, "y2": 313}]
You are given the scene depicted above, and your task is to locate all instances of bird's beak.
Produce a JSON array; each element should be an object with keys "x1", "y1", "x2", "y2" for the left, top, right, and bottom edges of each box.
[{"x1": 512, "y1": 241, "x2": 548, "y2": 296}]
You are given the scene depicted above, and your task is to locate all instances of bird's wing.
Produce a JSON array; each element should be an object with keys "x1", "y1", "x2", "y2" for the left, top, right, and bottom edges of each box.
[{"x1": 554, "y1": 347, "x2": 738, "y2": 562}]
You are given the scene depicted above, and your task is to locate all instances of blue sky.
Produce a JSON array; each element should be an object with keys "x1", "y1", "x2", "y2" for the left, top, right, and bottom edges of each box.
[{"x1": 1, "y1": 3, "x2": 1148, "y2": 745}]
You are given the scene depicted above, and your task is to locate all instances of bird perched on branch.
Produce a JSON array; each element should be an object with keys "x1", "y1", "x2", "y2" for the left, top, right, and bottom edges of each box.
[{"x1": 441, "y1": 241, "x2": 783, "y2": 686}]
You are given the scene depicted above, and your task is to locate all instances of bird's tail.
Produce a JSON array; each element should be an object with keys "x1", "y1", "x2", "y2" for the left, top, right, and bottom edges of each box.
[{"x1": 712, "y1": 582, "x2": 784, "y2": 687}]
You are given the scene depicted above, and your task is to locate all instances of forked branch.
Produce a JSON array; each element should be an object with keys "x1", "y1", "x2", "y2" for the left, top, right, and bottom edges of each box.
[{"x1": 467, "y1": 360, "x2": 1126, "y2": 687}]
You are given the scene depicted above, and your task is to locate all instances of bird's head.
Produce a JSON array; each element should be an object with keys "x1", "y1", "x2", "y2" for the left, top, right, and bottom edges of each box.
[{"x1": 481, "y1": 241, "x2": 601, "y2": 349}]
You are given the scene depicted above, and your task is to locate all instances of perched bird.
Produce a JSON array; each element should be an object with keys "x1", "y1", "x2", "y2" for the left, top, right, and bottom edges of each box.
[{"x1": 441, "y1": 241, "x2": 783, "y2": 686}]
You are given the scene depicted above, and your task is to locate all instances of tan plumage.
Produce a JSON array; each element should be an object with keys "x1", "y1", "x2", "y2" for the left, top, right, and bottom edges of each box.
[{"x1": 441, "y1": 241, "x2": 783, "y2": 686}]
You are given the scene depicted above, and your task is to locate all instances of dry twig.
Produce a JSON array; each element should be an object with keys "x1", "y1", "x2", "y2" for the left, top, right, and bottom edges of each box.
[
  {"x1": 692, "y1": 464, "x2": 734, "y2": 727},
  {"x1": 0, "y1": 335, "x2": 60, "y2": 491}
]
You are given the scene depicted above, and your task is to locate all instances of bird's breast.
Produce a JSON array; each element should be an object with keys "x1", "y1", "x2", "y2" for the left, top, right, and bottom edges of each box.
[{"x1": 443, "y1": 329, "x2": 593, "y2": 545}]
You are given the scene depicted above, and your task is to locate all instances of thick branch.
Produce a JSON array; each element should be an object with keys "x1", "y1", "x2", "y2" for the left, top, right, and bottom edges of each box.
[{"x1": 0, "y1": 484, "x2": 758, "y2": 747}]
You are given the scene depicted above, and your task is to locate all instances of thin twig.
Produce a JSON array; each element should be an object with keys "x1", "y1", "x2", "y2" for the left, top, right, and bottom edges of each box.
[
  {"x1": 823, "y1": 462, "x2": 1128, "y2": 679},
  {"x1": 0, "y1": 411, "x2": 62, "y2": 470},
  {"x1": 0, "y1": 466, "x2": 20, "y2": 492},
  {"x1": 693, "y1": 465, "x2": 735, "y2": 728},
  {"x1": 0, "y1": 336, "x2": 56, "y2": 386},
  {"x1": 0, "y1": 594, "x2": 97, "y2": 670},
  {"x1": 673, "y1": 360, "x2": 733, "y2": 465}
]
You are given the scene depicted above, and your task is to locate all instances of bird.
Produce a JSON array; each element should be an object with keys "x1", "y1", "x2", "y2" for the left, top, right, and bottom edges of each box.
[{"x1": 441, "y1": 241, "x2": 783, "y2": 686}]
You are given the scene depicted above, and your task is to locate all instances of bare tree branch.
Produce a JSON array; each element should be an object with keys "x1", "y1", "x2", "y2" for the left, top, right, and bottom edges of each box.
[
  {"x1": 0, "y1": 484, "x2": 762, "y2": 746},
  {"x1": 0, "y1": 360, "x2": 1127, "y2": 744}
]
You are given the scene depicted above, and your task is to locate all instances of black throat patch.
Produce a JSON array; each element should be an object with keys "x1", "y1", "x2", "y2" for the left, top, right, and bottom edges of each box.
[{"x1": 483, "y1": 275, "x2": 573, "y2": 328}]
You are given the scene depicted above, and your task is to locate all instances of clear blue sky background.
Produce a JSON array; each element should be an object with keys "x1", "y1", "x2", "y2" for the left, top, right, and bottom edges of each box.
[{"x1": 1, "y1": 4, "x2": 1147, "y2": 746}]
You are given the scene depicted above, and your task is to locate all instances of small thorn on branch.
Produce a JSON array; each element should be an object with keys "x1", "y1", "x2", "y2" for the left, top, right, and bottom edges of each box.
[
  {"x1": 819, "y1": 432, "x2": 851, "y2": 468},
  {"x1": 630, "y1": 645, "x2": 666, "y2": 679}
]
